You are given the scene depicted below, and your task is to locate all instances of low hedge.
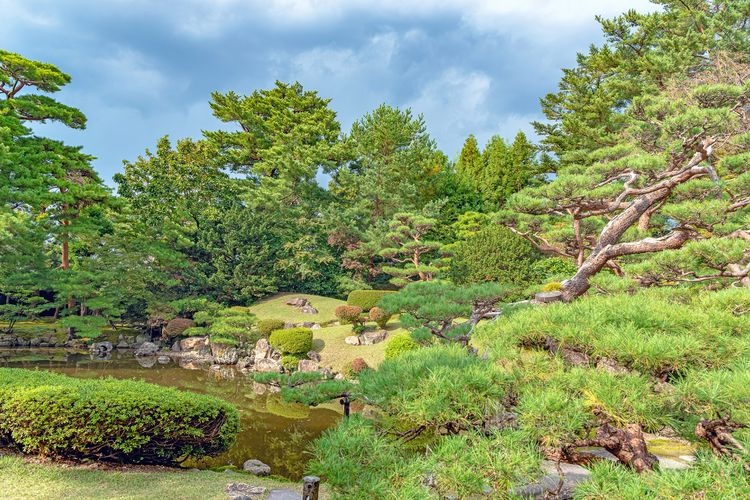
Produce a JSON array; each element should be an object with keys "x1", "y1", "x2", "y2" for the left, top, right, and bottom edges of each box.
[
  {"x1": 269, "y1": 327, "x2": 313, "y2": 355},
  {"x1": 384, "y1": 333, "x2": 420, "y2": 360},
  {"x1": 258, "y1": 319, "x2": 286, "y2": 337},
  {"x1": 0, "y1": 368, "x2": 239, "y2": 465},
  {"x1": 347, "y1": 290, "x2": 396, "y2": 311}
]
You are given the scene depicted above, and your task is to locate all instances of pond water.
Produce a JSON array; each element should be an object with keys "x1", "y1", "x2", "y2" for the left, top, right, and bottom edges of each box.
[{"x1": 0, "y1": 349, "x2": 341, "y2": 479}]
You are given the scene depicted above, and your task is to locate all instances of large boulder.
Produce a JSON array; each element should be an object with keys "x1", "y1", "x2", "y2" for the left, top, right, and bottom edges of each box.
[
  {"x1": 180, "y1": 336, "x2": 210, "y2": 354},
  {"x1": 89, "y1": 341, "x2": 113, "y2": 354},
  {"x1": 285, "y1": 297, "x2": 308, "y2": 307},
  {"x1": 253, "y1": 338, "x2": 275, "y2": 360},
  {"x1": 300, "y1": 304, "x2": 318, "y2": 314},
  {"x1": 134, "y1": 342, "x2": 159, "y2": 357},
  {"x1": 344, "y1": 336, "x2": 361, "y2": 346},
  {"x1": 254, "y1": 358, "x2": 282, "y2": 373},
  {"x1": 243, "y1": 459, "x2": 271, "y2": 476},
  {"x1": 297, "y1": 359, "x2": 319, "y2": 372},
  {"x1": 211, "y1": 343, "x2": 239, "y2": 365},
  {"x1": 360, "y1": 330, "x2": 387, "y2": 345}
]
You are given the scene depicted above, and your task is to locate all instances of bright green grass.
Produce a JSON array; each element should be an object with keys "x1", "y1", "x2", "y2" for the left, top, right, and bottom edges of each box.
[
  {"x1": 0, "y1": 455, "x2": 321, "y2": 500},
  {"x1": 247, "y1": 293, "x2": 346, "y2": 325}
]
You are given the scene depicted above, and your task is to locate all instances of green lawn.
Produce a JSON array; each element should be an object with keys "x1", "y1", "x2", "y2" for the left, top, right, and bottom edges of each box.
[
  {"x1": 247, "y1": 292, "x2": 345, "y2": 325},
  {"x1": 0, "y1": 455, "x2": 319, "y2": 500}
]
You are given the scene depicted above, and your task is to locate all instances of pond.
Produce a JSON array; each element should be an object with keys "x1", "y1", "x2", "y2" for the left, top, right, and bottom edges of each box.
[{"x1": 0, "y1": 349, "x2": 341, "y2": 479}]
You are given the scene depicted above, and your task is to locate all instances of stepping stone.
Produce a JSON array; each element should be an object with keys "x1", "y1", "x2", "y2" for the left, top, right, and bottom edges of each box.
[
  {"x1": 266, "y1": 490, "x2": 301, "y2": 500},
  {"x1": 510, "y1": 461, "x2": 591, "y2": 498}
]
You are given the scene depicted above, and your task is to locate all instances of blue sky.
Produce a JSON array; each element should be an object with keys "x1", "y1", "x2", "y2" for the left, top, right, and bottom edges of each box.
[{"x1": 2, "y1": 0, "x2": 655, "y2": 184}]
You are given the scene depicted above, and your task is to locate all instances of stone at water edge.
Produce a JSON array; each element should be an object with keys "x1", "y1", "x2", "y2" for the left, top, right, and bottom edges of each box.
[
  {"x1": 134, "y1": 341, "x2": 159, "y2": 356},
  {"x1": 180, "y1": 336, "x2": 210, "y2": 353},
  {"x1": 253, "y1": 338, "x2": 274, "y2": 359},
  {"x1": 254, "y1": 357, "x2": 282, "y2": 373},
  {"x1": 157, "y1": 355, "x2": 171, "y2": 364},
  {"x1": 344, "y1": 336, "x2": 360, "y2": 346},
  {"x1": 90, "y1": 341, "x2": 114, "y2": 353},
  {"x1": 243, "y1": 459, "x2": 271, "y2": 476}
]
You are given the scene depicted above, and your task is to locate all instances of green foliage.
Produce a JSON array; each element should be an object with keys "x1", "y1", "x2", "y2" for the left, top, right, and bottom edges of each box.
[
  {"x1": 449, "y1": 225, "x2": 541, "y2": 288},
  {"x1": 346, "y1": 289, "x2": 396, "y2": 311},
  {"x1": 281, "y1": 355, "x2": 301, "y2": 372},
  {"x1": 368, "y1": 306, "x2": 391, "y2": 328},
  {"x1": 380, "y1": 280, "x2": 514, "y2": 345},
  {"x1": 0, "y1": 368, "x2": 238, "y2": 465},
  {"x1": 531, "y1": 257, "x2": 577, "y2": 282},
  {"x1": 269, "y1": 327, "x2": 313, "y2": 355},
  {"x1": 384, "y1": 332, "x2": 420, "y2": 360},
  {"x1": 203, "y1": 307, "x2": 257, "y2": 346},
  {"x1": 257, "y1": 319, "x2": 286, "y2": 337}
]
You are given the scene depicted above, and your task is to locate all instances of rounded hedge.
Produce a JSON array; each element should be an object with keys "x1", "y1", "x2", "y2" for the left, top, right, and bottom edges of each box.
[
  {"x1": 258, "y1": 319, "x2": 286, "y2": 336},
  {"x1": 449, "y1": 226, "x2": 541, "y2": 287},
  {"x1": 347, "y1": 290, "x2": 396, "y2": 311},
  {"x1": 0, "y1": 368, "x2": 239, "y2": 465},
  {"x1": 384, "y1": 333, "x2": 420, "y2": 360},
  {"x1": 269, "y1": 327, "x2": 313, "y2": 355}
]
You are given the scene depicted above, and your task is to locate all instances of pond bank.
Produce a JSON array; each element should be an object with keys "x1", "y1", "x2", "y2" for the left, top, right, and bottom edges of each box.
[{"x1": 0, "y1": 453, "x2": 322, "y2": 500}]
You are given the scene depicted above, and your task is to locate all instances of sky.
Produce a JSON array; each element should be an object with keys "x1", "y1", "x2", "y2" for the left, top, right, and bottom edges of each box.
[{"x1": 2, "y1": 0, "x2": 656, "y2": 185}]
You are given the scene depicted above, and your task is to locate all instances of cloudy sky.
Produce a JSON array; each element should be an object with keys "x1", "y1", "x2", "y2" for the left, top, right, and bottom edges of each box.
[{"x1": 2, "y1": 0, "x2": 656, "y2": 184}]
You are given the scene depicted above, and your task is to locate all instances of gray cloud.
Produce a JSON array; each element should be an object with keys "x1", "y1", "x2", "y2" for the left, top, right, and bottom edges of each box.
[{"x1": 1, "y1": 0, "x2": 657, "y2": 183}]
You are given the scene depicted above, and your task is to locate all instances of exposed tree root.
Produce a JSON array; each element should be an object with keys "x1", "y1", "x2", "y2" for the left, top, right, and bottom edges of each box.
[
  {"x1": 595, "y1": 422, "x2": 658, "y2": 473},
  {"x1": 695, "y1": 416, "x2": 750, "y2": 473}
]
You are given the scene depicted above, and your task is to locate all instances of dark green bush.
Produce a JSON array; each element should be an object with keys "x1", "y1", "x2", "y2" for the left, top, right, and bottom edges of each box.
[
  {"x1": 269, "y1": 327, "x2": 313, "y2": 355},
  {"x1": 258, "y1": 319, "x2": 286, "y2": 336},
  {"x1": 0, "y1": 368, "x2": 239, "y2": 465},
  {"x1": 449, "y1": 226, "x2": 541, "y2": 287},
  {"x1": 347, "y1": 290, "x2": 396, "y2": 311}
]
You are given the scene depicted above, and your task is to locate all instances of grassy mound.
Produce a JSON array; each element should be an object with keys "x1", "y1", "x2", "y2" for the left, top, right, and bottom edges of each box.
[
  {"x1": 247, "y1": 293, "x2": 345, "y2": 324},
  {"x1": 0, "y1": 369, "x2": 239, "y2": 465}
]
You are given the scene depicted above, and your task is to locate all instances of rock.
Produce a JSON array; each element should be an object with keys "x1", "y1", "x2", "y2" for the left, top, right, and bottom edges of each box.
[
  {"x1": 266, "y1": 490, "x2": 301, "y2": 500},
  {"x1": 254, "y1": 358, "x2": 282, "y2": 373},
  {"x1": 299, "y1": 322, "x2": 316, "y2": 328},
  {"x1": 334, "y1": 373, "x2": 345, "y2": 380},
  {"x1": 135, "y1": 341, "x2": 159, "y2": 356},
  {"x1": 253, "y1": 338, "x2": 274, "y2": 360},
  {"x1": 171, "y1": 340, "x2": 182, "y2": 352},
  {"x1": 297, "y1": 359, "x2": 319, "y2": 372},
  {"x1": 89, "y1": 341, "x2": 114, "y2": 353},
  {"x1": 596, "y1": 357, "x2": 631, "y2": 374},
  {"x1": 157, "y1": 355, "x2": 171, "y2": 364},
  {"x1": 360, "y1": 330, "x2": 387, "y2": 345},
  {"x1": 243, "y1": 459, "x2": 271, "y2": 476},
  {"x1": 344, "y1": 336, "x2": 361, "y2": 346},
  {"x1": 212, "y1": 344, "x2": 240, "y2": 365},
  {"x1": 657, "y1": 456, "x2": 692, "y2": 470},
  {"x1": 29, "y1": 337, "x2": 41, "y2": 347},
  {"x1": 225, "y1": 483, "x2": 267, "y2": 499},
  {"x1": 285, "y1": 297, "x2": 308, "y2": 307},
  {"x1": 16, "y1": 338, "x2": 30, "y2": 347},
  {"x1": 136, "y1": 356, "x2": 157, "y2": 368},
  {"x1": 116, "y1": 341, "x2": 130, "y2": 349},
  {"x1": 209, "y1": 365, "x2": 236, "y2": 380},
  {"x1": 311, "y1": 323, "x2": 322, "y2": 330},
  {"x1": 236, "y1": 356, "x2": 254, "y2": 370},
  {"x1": 135, "y1": 334, "x2": 150, "y2": 344},
  {"x1": 510, "y1": 460, "x2": 591, "y2": 498},
  {"x1": 299, "y1": 305, "x2": 318, "y2": 314},
  {"x1": 307, "y1": 350, "x2": 321, "y2": 362},
  {"x1": 178, "y1": 357, "x2": 212, "y2": 370},
  {"x1": 534, "y1": 291, "x2": 563, "y2": 304},
  {"x1": 180, "y1": 336, "x2": 210, "y2": 354}
]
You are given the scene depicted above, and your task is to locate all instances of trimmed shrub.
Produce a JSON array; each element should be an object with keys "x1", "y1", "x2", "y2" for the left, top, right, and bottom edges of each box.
[
  {"x1": 449, "y1": 226, "x2": 541, "y2": 287},
  {"x1": 541, "y1": 281, "x2": 562, "y2": 292},
  {"x1": 342, "y1": 357, "x2": 370, "y2": 377},
  {"x1": 258, "y1": 319, "x2": 286, "y2": 337},
  {"x1": 368, "y1": 307, "x2": 392, "y2": 328},
  {"x1": 269, "y1": 327, "x2": 313, "y2": 355},
  {"x1": 347, "y1": 290, "x2": 396, "y2": 311},
  {"x1": 384, "y1": 332, "x2": 420, "y2": 360},
  {"x1": 335, "y1": 305, "x2": 363, "y2": 325},
  {"x1": 281, "y1": 355, "x2": 301, "y2": 372},
  {"x1": 0, "y1": 368, "x2": 239, "y2": 465},
  {"x1": 162, "y1": 317, "x2": 195, "y2": 338}
]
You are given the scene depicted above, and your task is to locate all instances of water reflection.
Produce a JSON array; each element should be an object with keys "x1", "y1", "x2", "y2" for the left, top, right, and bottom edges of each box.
[{"x1": 0, "y1": 349, "x2": 340, "y2": 479}]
